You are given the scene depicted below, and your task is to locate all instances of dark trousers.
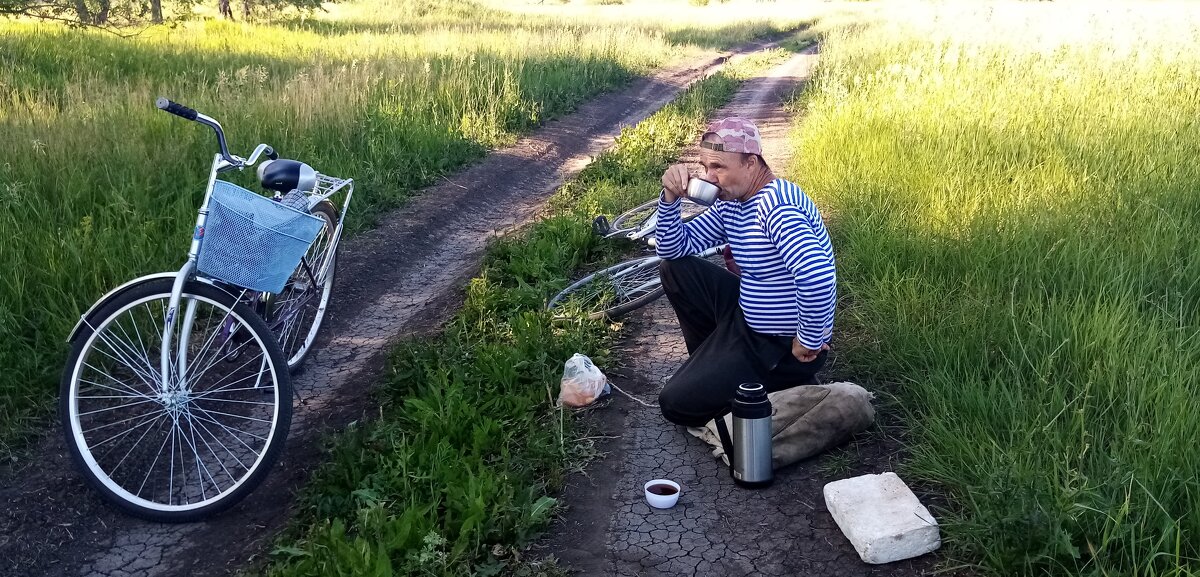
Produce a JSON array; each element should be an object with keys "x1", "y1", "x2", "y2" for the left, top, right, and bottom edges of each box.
[{"x1": 657, "y1": 256, "x2": 827, "y2": 427}]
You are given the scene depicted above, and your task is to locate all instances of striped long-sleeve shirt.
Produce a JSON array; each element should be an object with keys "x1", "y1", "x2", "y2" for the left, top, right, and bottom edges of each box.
[{"x1": 656, "y1": 178, "x2": 836, "y2": 349}]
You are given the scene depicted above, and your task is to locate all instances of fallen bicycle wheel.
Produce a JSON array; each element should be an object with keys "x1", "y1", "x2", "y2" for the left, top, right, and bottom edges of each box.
[
  {"x1": 606, "y1": 197, "x2": 708, "y2": 239},
  {"x1": 547, "y1": 255, "x2": 664, "y2": 320}
]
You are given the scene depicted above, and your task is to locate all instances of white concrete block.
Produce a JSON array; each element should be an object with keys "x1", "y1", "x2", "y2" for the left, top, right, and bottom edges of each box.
[{"x1": 823, "y1": 472, "x2": 940, "y2": 564}]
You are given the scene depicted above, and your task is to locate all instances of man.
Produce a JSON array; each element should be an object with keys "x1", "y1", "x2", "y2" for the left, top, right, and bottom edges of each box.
[{"x1": 655, "y1": 116, "x2": 837, "y2": 428}]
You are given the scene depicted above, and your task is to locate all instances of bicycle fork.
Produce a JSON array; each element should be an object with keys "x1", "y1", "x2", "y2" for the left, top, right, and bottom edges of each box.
[
  {"x1": 160, "y1": 260, "x2": 195, "y2": 402},
  {"x1": 158, "y1": 153, "x2": 274, "y2": 396}
]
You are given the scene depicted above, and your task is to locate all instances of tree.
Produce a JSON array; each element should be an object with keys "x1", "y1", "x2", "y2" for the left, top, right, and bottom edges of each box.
[
  {"x1": 2, "y1": 0, "x2": 157, "y2": 26},
  {"x1": 1, "y1": 0, "x2": 333, "y2": 26},
  {"x1": 218, "y1": 0, "x2": 329, "y2": 21}
]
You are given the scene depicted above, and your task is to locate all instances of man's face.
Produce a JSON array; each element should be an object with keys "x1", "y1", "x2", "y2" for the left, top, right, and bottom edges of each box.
[{"x1": 698, "y1": 147, "x2": 755, "y2": 201}]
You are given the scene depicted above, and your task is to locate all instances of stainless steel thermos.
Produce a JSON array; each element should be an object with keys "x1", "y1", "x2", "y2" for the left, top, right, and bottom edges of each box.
[{"x1": 715, "y1": 382, "x2": 774, "y2": 488}]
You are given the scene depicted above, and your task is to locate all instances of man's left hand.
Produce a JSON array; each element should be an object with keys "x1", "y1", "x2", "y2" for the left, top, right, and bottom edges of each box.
[{"x1": 792, "y1": 338, "x2": 829, "y2": 363}]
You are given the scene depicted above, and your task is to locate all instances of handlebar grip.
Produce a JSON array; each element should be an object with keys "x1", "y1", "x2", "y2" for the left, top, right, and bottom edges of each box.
[
  {"x1": 155, "y1": 97, "x2": 198, "y2": 121},
  {"x1": 264, "y1": 146, "x2": 278, "y2": 160}
]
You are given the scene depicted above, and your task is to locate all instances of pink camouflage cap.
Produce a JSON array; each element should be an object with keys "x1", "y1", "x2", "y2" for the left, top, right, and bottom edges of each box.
[{"x1": 699, "y1": 116, "x2": 763, "y2": 155}]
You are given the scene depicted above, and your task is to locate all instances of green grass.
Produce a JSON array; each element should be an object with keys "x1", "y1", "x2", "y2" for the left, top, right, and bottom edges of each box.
[
  {"x1": 791, "y1": 3, "x2": 1200, "y2": 575},
  {"x1": 0, "y1": 0, "x2": 815, "y2": 454},
  {"x1": 254, "y1": 52, "x2": 788, "y2": 576}
]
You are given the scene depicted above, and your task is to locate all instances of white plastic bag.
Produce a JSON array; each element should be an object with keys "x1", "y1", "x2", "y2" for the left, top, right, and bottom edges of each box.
[{"x1": 558, "y1": 353, "x2": 611, "y2": 408}]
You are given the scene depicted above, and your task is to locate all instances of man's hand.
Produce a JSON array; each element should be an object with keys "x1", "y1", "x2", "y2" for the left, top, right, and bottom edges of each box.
[
  {"x1": 661, "y1": 164, "x2": 690, "y2": 202},
  {"x1": 792, "y1": 338, "x2": 830, "y2": 363}
]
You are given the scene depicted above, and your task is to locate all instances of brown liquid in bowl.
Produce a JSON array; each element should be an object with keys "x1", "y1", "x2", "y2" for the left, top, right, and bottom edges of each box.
[{"x1": 647, "y1": 483, "x2": 678, "y2": 495}]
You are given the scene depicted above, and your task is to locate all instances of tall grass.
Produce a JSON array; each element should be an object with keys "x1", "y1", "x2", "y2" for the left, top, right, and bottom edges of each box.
[
  {"x1": 793, "y1": 3, "x2": 1200, "y2": 575},
  {"x1": 0, "y1": 0, "x2": 813, "y2": 453}
]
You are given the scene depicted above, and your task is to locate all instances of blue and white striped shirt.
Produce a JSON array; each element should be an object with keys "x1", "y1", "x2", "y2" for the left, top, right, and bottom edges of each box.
[{"x1": 656, "y1": 178, "x2": 836, "y2": 349}]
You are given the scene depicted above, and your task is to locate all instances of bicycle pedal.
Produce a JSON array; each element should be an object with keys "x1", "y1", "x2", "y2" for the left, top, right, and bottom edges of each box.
[{"x1": 592, "y1": 215, "x2": 611, "y2": 236}]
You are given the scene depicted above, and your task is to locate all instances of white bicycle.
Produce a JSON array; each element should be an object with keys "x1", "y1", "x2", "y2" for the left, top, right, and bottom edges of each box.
[{"x1": 59, "y1": 98, "x2": 353, "y2": 522}]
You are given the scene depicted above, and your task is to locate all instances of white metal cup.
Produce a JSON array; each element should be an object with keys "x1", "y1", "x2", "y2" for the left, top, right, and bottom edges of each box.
[{"x1": 686, "y1": 178, "x2": 720, "y2": 206}]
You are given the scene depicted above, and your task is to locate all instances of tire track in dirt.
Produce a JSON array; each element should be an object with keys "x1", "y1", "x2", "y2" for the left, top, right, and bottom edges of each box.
[{"x1": 0, "y1": 37, "x2": 793, "y2": 577}]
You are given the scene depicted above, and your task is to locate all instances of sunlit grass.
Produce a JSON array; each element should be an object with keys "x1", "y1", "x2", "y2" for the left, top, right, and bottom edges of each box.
[
  {"x1": 792, "y1": 3, "x2": 1200, "y2": 575},
  {"x1": 0, "y1": 0, "x2": 815, "y2": 454}
]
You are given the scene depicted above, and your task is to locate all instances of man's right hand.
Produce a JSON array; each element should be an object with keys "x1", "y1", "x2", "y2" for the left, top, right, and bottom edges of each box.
[
  {"x1": 792, "y1": 338, "x2": 830, "y2": 363},
  {"x1": 661, "y1": 164, "x2": 690, "y2": 203}
]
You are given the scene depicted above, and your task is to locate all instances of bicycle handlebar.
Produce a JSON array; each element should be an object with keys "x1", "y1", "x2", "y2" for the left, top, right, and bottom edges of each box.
[
  {"x1": 157, "y1": 97, "x2": 275, "y2": 170},
  {"x1": 246, "y1": 144, "x2": 277, "y2": 165},
  {"x1": 155, "y1": 97, "x2": 198, "y2": 121}
]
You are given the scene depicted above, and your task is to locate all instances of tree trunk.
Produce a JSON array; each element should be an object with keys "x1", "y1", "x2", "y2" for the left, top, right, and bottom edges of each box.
[
  {"x1": 94, "y1": 0, "x2": 109, "y2": 24},
  {"x1": 219, "y1": 0, "x2": 233, "y2": 19},
  {"x1": 150, "y1": 0, "x2": 162, "y2": 23},
  {"x1": 240, "y1": 0, "x2": 249, "y2": 20},
  {"x1": 72, "y1": 0, "x2": 91, "y2": 22}
]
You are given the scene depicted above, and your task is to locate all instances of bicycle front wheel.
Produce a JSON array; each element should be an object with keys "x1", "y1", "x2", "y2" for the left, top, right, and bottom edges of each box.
[
  {"x1": 271, "y1": 200, "x2": 338, "y2": 372},
  {"x1": 547, "y1": 255, "x2": 665, "y2": 320},
  {"x1": 60, "y1": 277, "x2": 291, "y2": 523}
]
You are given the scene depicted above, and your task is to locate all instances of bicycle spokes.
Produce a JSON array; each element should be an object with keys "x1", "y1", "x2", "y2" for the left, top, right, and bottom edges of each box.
[{"x1": 67, "y1": 284, "x2": 287, "y2": 517}]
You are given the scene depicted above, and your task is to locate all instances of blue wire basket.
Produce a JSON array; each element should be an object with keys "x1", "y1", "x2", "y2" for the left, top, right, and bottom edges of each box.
[{"x1": 197, "y1": 180, "x2": 324, "y2": 294}]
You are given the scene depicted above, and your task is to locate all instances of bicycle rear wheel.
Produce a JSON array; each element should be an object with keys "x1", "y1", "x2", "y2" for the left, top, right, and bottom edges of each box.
[
  {"x1": 547, "y1": 255, "x2": 664, "y2": 320},
  {"x1": 61, "y1": 277, "x2": 291, "y2": 523},
  {"x1": 608, "y1": 197, "x2": 707, "y2": 239},
  {"x1": 270, "y1": 200, "x2": 338, "y2": 372}
]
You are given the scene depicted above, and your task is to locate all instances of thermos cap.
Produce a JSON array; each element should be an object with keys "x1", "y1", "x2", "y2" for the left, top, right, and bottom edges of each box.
[
  {"x1": 732, "y1": 382, "x2": 771, "y2": 418},
  {"x1": 737, "y1": 382, "x2": 764, "y2": 396}
]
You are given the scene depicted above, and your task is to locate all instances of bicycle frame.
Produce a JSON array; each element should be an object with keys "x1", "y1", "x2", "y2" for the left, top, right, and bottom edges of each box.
[{"x1": 628, "y1": 212, "x2": 658, "y2": 242}]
